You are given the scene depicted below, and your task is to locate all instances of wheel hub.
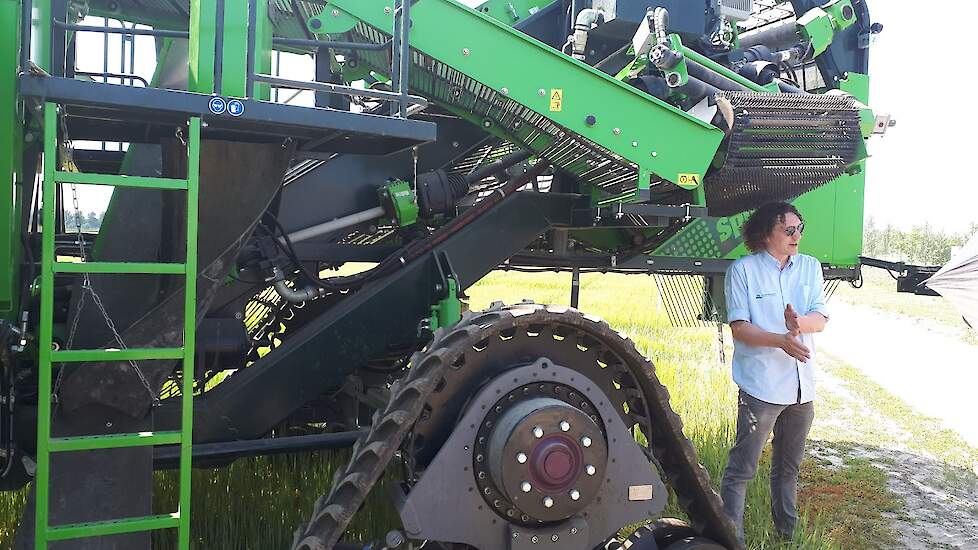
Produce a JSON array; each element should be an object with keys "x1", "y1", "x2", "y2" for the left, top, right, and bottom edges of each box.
[{"x1": 479, "y1": 386, "x2": 608, "y2": 524}]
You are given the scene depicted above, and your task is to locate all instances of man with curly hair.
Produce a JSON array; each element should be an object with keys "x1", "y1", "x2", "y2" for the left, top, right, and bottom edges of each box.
[{"x1": 720, "y1": 201, "x2": 829, "y2": 543}]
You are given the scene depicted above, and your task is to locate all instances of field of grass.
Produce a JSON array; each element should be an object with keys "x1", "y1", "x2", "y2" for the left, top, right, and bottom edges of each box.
[{"x1": 0, "y1": 271, "x2": 892, "y2": 549}]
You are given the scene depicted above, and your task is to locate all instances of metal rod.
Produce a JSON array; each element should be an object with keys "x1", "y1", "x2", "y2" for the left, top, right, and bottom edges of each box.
[
  {"x1": 272, "y1": 36, "x2": 392, "y2": 51},
  {"x1": 252, "y1": 73, "x2": 429, "y2": 106},
  {"x1": 246, "y1": 0, "x2": 257, "y2": 97},
  {"x1": 74, "y1": 71, "x2": 150, "y2": 87},
  {"x1": 680, "y1": 45, "x2": 768, "y2": 93},
  {"x1": 214, "y1": 0, "x2": 225, "y2": 95},
  {"x1": 53, "y1": 20, "x2": 191, "y2": 38},
  {"x1": 396, "y1": 0, "x2": 412, "y2": 118},
  {"x1": 284, "y1": 206, "x2": 386, "y2": 245},
  {"x1": 20, "y1": 0, "x2": 32, "y2": 72},
  {"x1": 390, "y1": 1, "x2": 402, "y2": 116},
  {"x1": 154, "y1": 430, "x2": 367, "y2": 469},
  {"x1": 570, "y1": 266, "x2": 580, "y2": 308}
]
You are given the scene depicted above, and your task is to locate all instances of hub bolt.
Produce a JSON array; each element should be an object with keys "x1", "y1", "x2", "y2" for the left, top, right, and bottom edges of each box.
[
  {"x1": 581, "y1": 436, "x2": 592, "y2": 448},
  {"x1": 517, "y1": 452, "x2": 528, "y2": 464},
  {"x1": 585, "y1": 464, "x2": 596, "y2": 476},
  {"x1": 552, "y1": 534, "x2": 559, "y2": 542},
  {"x1": 521, "y1": 481, "x2": 533, "y2": 493},
  {"x1": 559, "y1": 420, "x2": 570, "y2": 432},
  {"x1": 543, "y1": 496, "x2": 554, "y2": 508},
  {"x1": 533, "y1": 426, "x2": 544, "y2": 438},
  {"x1": 570, "y1": 489, "x2": 580, "y2": 501},
  {"x1": 571, "y1": 527, "x2": 579, "y2": 535},
  {"x1": 531, "y1": 536, "x2": 539, "y2": 544}
]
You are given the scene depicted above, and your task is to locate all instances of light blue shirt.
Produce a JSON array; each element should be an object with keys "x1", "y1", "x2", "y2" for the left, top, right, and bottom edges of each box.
[{"x1": 725, "y1": 252, "x2": 829, "y2": 405}]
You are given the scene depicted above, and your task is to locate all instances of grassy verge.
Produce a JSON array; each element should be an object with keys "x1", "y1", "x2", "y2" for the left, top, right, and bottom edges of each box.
[{"x1": 0, "y1": 271, "x2": 901, "y2": 549}]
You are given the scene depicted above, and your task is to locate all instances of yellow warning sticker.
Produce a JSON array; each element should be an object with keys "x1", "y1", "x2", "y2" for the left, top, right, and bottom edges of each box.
[
  {"x1": 676, "y1": 173, "x2": 702, "y2": 189},
  {"x1": 549, "y1": 89, "x2": 563, "y2": 112}
]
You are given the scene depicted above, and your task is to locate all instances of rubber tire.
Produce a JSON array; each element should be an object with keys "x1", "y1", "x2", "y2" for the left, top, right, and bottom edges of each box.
[
  {"x1": 626, "y1": 518, "x2": 699, "y2": 550},
  {"x1": 663, "y1": 536, "x2": 728, "y2": 550},
  {"x1": 649, "y1": 518, "x2": 699, "y2": 547}
]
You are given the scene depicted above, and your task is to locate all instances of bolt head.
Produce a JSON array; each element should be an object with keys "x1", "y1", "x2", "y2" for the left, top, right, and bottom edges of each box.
[
  {"x1": 513, "y1": 532, "x2": 520, "y2": 539},
  {"x1": 559, "y1": 420, "x2": 570, "y2": 432},
  {"x1": 533, "y1": 426, "x2": 544, "y2": 438},
  {"x1": 585, "y1": 464, "x2": 596, "y2": 476},
  {"x1": 501, "y1": 87, "x2": 509, "y2": 95},
  {"x1": 552, "y1": 534, "x2": 560, "y2": 542},
  {"x1": 384, "y1": 6, "x2": 392, "y2": 14},
  {"x1": 517, "y1": 452, "x2": 528, "y2": 464},
  {"x1": 570, "y1": 527, "x2": 579, "y2": 535},
  {"x1": 521, "y1": 481, "x2": 532, "y2": 493},
  {"x1": 331, "y1": 8, "x2": 339, "y2": 16},
  {"x1": 543, "y1": 496, "x2": 554, "y2": 508},
  {"x1": 538, "y1": 89, "x2": 546, "y2": 96},
  {"x1": 631, "y1": 140, "x2": 639, "y2": 147},
  {"x1": 581, "y1": 436, "x2": 592, "y2": 448},
  {"x1": 463, "y1": 48, "x2": 471, "y2": 56},
  {"x1": 613, "y1": 128, "x2": 622, "y2": 136},
  {"x1": 651, "y1": 151, "x2": 658, "y2": 157},
  {"x1": 570, "y1": 489, "x2": 581, "y2": 501},
  {"x1": 531, "y1": 535, "x2": 539, "y2": 544}
]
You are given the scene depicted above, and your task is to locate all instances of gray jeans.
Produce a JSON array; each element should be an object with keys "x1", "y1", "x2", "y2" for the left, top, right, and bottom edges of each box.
[{"x1": 720, "y1": 390, "x2": 815, "y2": 542}]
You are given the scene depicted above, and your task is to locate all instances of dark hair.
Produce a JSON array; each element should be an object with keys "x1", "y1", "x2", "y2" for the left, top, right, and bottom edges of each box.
[{"x1": 742, "y1": 202, "x2": 804, "y2": 253}]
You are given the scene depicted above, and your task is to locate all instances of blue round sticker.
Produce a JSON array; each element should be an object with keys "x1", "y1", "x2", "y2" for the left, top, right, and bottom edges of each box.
[
  {"x1": 208, "y1": 96, "x2": 227, "y2": 115},
  {"x1": 227, "y1": 99, "x2": 245, "y2": 117}
]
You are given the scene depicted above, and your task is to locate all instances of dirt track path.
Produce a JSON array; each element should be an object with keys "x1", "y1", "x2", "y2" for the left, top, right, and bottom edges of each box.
[
  {"x1": 818, "y1": 301, "x2": 978, "y2": 447},
  {"x1": 813, "y1": 301, "x2": 978, "y2": 549}
]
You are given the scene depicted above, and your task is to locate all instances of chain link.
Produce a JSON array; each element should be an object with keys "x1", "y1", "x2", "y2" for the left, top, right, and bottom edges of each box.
[{"x1": 52, "y1": 113, "x2": 159, "y2": 408}]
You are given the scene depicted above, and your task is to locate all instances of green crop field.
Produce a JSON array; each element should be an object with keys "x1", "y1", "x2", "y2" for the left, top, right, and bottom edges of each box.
[{"x1": 1, "y1": 271, "x2": 859, "y2": 549}]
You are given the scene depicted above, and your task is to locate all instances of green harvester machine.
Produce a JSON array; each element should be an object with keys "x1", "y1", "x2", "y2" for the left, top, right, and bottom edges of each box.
[{"x1": 0, "y1": 0, "x2": 891, "y2": 548}]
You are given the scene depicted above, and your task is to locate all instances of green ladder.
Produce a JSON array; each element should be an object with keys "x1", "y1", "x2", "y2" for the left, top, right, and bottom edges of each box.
[{"x1": 35, "y1": 102, "x2": 200, "y2": 549}]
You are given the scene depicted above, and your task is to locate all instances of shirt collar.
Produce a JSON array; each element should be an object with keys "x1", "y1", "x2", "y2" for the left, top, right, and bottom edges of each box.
[{"x1": 760, "y1": 250, "x2": 795, "y2": 270}]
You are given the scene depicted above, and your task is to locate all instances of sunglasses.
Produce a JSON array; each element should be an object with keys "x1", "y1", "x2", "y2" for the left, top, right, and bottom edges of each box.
[{"x1": 784, "y1": 223, "x2": 805, "y2": 237}]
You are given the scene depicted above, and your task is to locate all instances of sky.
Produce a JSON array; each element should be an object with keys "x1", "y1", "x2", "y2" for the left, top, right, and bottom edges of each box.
[{"x1": 69, "y1": 0, "x2": 976, "y2": 235}]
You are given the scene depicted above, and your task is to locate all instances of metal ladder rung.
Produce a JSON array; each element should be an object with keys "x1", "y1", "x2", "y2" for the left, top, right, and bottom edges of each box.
[
  {"x1": 51, "y1": 347, "x2": 185, "y2": 362},
  {"x1": 54, "y1": 170, "x2": 189, "y2": 190},
  {"x1": 53, "y1": 261, "x2": 186, "y2": 274},
  {"x1": 49, "y1": 431, "x2": 182, "y2": 452},
  {"x1": 47, "y1": 513, "x2": 180, "y2": 541}
]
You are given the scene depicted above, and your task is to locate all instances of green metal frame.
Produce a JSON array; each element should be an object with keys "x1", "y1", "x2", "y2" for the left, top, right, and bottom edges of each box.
[
  {"x1": 35, "y1": 103, "x2": 199, "y2": 549},
  {"x1": 1, "y1": 0, "x2": 24, "y2": 320},
  {"x1": 327, "y1": 0, "x2": 725, "y2": 194}
]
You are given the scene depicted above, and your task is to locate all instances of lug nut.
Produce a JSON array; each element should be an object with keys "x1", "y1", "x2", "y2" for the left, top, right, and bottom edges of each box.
[
  {"x1": 570, "y1": 489, "x2": 581, "y2": 501},
  {"x1": 517, "y1": 452, "x2": 528, "y2": 464},
  {"x1": 581, "y1": 436, "x2": 592, "y2": 448},
  {"x1": 533, "y1": 426, "x2": 544, "y2": 438},
  {"x1": 585, "y1": 464, "x2": 596, "y2": 476},
  {"x1": 559, "y1": 420, "x2": 570, "y2": 432},
  {"x1": 543, "y1": 496, "x2": 554, "y2": 508},
  {"x1": 521, "y1": 481, "x2": 533, "y2": 493}
]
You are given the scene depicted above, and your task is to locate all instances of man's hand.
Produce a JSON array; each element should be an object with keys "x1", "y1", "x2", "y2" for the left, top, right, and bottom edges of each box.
[
  {"x1": 784, "y1": 304, "x2": 801, "y2": 336},
  {"x1": 779, "y1": 332, "x2": 810, "y2": 362}
]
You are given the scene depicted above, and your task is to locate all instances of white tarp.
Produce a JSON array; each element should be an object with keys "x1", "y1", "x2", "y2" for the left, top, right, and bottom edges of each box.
[{"x1": 924, "y1": 232, "x2": 978, "y2": 330}]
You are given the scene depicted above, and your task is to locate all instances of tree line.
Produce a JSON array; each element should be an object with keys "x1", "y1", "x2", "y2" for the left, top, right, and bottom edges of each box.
[{"x1": 863, "y1": 218, "x2": 978, "y2": 266}]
